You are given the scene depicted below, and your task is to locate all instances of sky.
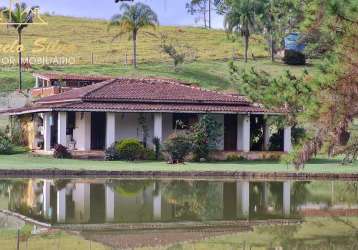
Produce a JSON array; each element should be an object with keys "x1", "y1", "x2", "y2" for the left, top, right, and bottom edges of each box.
[{"x1": 18, "y1": 0, "x2": 225, "y2": 29}]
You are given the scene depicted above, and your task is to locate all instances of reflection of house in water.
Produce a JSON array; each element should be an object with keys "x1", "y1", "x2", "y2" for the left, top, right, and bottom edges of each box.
[{"x1": 37, "y1": 180, "x2": 294, "y2": 224}]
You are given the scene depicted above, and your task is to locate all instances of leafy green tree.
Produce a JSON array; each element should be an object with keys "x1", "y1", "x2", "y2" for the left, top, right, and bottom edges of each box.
[
  {"x1": 1, "y1": 3, "x2": 36, "y2": 90},
  {"x1": 159, "y1": 33, "x2": 186, "y2": 71},
  {"x1": 230, "y1": 0, "x2": 358, "y2": 168},
  {"x1": 109, "y1": 2, "x2": 158, "y2": 68},
  {"x1": 223, "y1": 0, "x2": 258, "y2": 63},
  {"x1": 191, "y1": 114, "x2": 223, "y2": 161}
]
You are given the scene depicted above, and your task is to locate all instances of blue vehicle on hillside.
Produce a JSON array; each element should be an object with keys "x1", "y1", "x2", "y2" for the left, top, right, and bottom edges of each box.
[{"x1": 283, "y1": 32, "x2": 306, "y2": 65}]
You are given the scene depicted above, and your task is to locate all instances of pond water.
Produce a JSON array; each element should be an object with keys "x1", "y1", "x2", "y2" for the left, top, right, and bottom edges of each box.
[{"x1": 0, "y1": 178, "x2": 358, "y2": 249}]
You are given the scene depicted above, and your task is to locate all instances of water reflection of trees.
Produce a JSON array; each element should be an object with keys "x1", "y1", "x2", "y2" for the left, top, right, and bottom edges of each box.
[
  {"x1": 107, "y1": 180, "x2": 154, "y2": 197},
  {"x1": 162, "y1": 180, "x2": 223, "y2": 221},
  {"x1": 0, "y1": 179, "x2": 43, "y2": 220}
]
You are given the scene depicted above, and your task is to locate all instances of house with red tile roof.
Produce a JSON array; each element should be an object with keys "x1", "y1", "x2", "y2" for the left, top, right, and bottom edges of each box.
[
  {"x1": 31, "y1": 72, "x2": 113, "y2": 98},
  {"x1": 3, "y1": 76, "x2": 292, "y2": 159}
]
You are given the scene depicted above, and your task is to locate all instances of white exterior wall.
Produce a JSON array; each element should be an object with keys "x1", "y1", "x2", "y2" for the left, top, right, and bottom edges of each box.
[
  {"x1": 106, "y1": 113, "x2": 116, "y2": 148},
  {"x1": 43, "y1": 112, "x2": 52, "y2": 151},
  {"x1": 58, "y1": 112, "x2": 67, "y2": 146},
  {"x1": 154, "y1": 113, "x2": 163, "y2": 142},
  {"x1": 73, "y1": 112, "x2": 91, "y2": 150},
  {"x1": 237, "y1": 115, "x2": 250, "y2": 152},
  {"x1": 115, "y1": 113, "x2": 155, "y2": 147},
  {"x1": 113, "y1": 112, "x2": 226, "y2": 149}
]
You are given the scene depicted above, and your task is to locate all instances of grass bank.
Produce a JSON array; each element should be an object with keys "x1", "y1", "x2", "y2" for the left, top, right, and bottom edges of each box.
[
  {"x1": 0, "y1": 153, "x2": 356, "y2": 174},
  {"x1": 0, "y1": 59, "x2": 315, "y2": 92}
]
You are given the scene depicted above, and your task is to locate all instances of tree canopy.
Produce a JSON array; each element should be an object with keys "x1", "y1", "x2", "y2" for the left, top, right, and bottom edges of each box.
[{"x1": 229, "y1": 0, "x2": 358, "y2": 167}]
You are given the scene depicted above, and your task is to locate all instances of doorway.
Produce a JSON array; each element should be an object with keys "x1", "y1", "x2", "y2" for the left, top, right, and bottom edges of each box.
[
  {"x1": 91, "y1": 112, "x2": 106, "y2": 150},
  {"x1": 224, "y1": 114, "x2": 237, "y2": 151}
]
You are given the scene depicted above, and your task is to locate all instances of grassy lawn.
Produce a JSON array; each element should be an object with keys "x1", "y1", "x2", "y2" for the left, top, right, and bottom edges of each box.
[
  {"x1": 150, "y1": 217, "x2": 358, "y2": 250},
  {"x1": 0, "y1": 152, "x2": 356, "y2": 173},
  {"x1": 0, "y1": 228, "x2": 108, "y2": 250}
]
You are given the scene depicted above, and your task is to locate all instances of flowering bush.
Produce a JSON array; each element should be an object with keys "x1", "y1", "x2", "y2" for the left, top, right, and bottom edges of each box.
[
  {"x1": 53, "y1": 144, "x2": 72, "y2": 159},
  {"x1": 163, "y1": 133, "x2": 192, "y2": 163}
]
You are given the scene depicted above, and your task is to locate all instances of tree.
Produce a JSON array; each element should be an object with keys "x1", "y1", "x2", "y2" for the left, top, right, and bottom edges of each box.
[
  {"x1": 109, "y1": 2, "x2": 158, "y2": 68},
  {"x1": 159, "y1": 33, "x2": 186, "y2": 71},
  {"x1": 223, "y1": 0, "x2": 257, "y2": 63},
  {"x1": 230, "y1": 0, "x2": 358, "y2": 168},
  {"x1": 186, "y1": 0, "x2": 213, "y2": 29},
  {"x1": 191, "y1": 114, "x2": 223, "y2": 161},
  {"x1": 257, "y1": 0, "x2": 300, "y2": 61},
  {"x1": 1, "y1": 3, "x2": 36, "y2": 90}
]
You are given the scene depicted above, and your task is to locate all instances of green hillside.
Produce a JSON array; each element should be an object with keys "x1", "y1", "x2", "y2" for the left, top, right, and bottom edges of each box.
[
  {"x1": 0, "y1": 15, "x2": 316, "y2": 93},
  {"x1": 0, "y1": 15, "x2": 268, "y2": 64}
]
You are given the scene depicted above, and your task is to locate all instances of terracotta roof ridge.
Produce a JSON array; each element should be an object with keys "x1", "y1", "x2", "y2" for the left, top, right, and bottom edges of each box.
[
  {"x1": 153, "y1": 78, "x2": 249, "y2": 102},
  {"x1": 82, "y1": 78, "x2": 118, "y2": 100},
  {"x1": 113, "y1": 77, "x2": 250, "y2": 103}
]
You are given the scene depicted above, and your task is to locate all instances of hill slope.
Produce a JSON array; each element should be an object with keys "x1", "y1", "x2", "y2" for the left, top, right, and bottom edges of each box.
[
  {"x1": 0, "y1": 15, "x2": 268, "y2": 64},
  {"x1": 0, "y1": 15, "x2": 316, "y2": 94}
]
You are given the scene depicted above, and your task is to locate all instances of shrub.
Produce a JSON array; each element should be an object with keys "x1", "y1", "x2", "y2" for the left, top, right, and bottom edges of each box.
[
  {"x1": 0, "y1": 135, "x2": 13, "y2": 155},
  {"x1": 152, "y1": 137, "x2": 161, "y2": 160},
  {"x1": 104, "y1": 143, "x2": 121, "y2": 161},
  {"x1": 191, "y1": 114, "x2": 223, "y2": 161},
  {"x1": 226, "y1": 153, "x2": 246, "y2": 161},
  {"x1": 163, "y1": 133, "x2": 192, "y2": 163},
  {"x1": 141, "y1": 148, "x2": 156, "y2": 160},
  {"x1": 53, "y1": 144, "x2": 72, "y2": 159},
  {"x1": 116, "y1": 138, "x2": 144, "y2": 161}
]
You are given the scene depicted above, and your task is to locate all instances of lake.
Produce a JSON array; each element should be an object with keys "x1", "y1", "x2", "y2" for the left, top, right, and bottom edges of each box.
[{"x1": 0, "y1": 178, "x2": 358, "y2": 249}]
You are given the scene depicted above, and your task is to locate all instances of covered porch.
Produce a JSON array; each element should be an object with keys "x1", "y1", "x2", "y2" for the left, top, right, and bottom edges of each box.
[{"x1": 28, "y1": 111, "x2": 292, "y2": 159}]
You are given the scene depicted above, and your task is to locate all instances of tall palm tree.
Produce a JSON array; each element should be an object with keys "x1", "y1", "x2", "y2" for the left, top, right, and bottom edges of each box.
[
  {"x1": 109, "y1": 2, "x2": 158, "y2": 68},
  {"x1": 224, "y1": 0, "x2": 256, "y2": 63},
  {"x1": 1, "y1": 3, "x2": 35, "y2": 90}
]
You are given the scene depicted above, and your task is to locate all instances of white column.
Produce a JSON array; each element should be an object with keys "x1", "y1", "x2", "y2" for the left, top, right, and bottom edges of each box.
[
  {"x1": 72, "y1": 183, "x2": 91, "y2": 223},
  {"x1": 106, "y1": 112, "x2": 116, "y2": 148},
  {"x1": 73, "y1": 112, "x2": 91, "y2": 150},
  {"x1": 35, "y1": 77, "x2": 39, "y2": 88},
  {"x1": 57, "y1": 189, "x2": 66, "y2": 223},
  {"x1": 263, "y1": 182, "x2": 269, "y2": 209},
  {"x1": 43, "y1": 180, "x2": 51, "y2": 219},
  {"x1": 264, "y1": 122, "x2": 271, "y2": 151},
  {"x1": 237, "y1": 115, "x2": 250, "y2": 152},
  {"x1": 283, "y1": 181, "x2": 291, "y2": 216},
  {"x1": 153, "y1": 191, "x2": 162, "y2": 221},
  {"x1": 154, "y1": 113, "x2": 163, "y2": 142},
  {"x1": 58, "y1": 112, "x2": 67, "y2": 146},
  {"x1": 284, "y1": 126, "x2": 292, "y2": 152},
  {"x1": 43, "y1": 112, "x2": 52, "y2": 151},
  {"x1": 237, "y1": 181, "x2": 250, "y2": 218},
  {"x1": 105, "y1": 185, "x2": 115, "y2": 222}
]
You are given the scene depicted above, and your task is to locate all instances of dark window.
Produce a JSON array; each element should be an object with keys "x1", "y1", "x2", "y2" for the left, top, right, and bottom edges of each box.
[
  {"x1": 173, "y1": 113, "x2": 198, "y2": 130},
  {"x1": 66, "y1": 112, "x2": 76, "y2": 135}
]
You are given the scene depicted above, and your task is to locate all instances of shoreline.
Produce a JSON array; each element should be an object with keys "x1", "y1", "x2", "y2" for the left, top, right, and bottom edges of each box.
[{"x1": 0, "y1": 168, "x2": 358, "y2": 180}]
